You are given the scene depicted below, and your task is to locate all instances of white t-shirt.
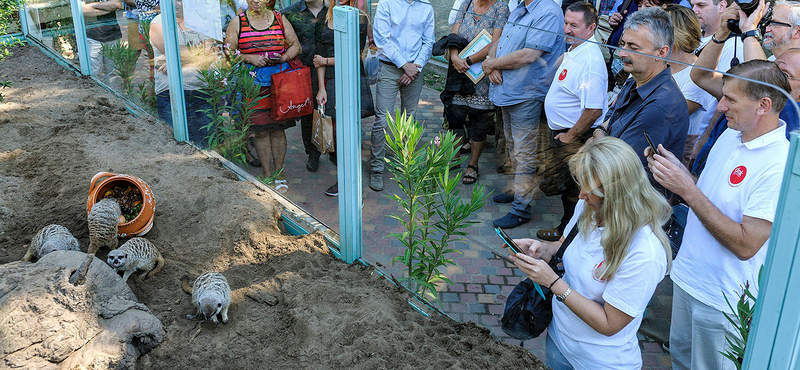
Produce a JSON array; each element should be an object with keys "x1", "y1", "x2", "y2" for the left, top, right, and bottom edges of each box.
[
  {"x1": 544, "y1": 41, "x2": 608, "y2": 131},
  {"x1": 151, "y1": 15, "x2": 208, "y2": 95},
  {"x1": 549, "y1": 200, "x2": 668, "y2": 370},
  {"x1": 672, "y1": 66, "x2": 717, "y2": 136},
  {"x1": 696, "y1": 36, "x2": 743, "y2": 134},
  {"x1": 672, "y1": 123, "x2": 789, "y2": 312}
]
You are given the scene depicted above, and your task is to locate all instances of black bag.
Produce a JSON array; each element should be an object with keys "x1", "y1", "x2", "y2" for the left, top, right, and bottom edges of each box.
[
  {"x1": 666, "y1": 203, "x2": 689, "y2": 259},
  {"x1": 324, "y1": 75, "x2": 375, "y2": 119},
  {"x1": 500, "y1": 227, "x2": 580, "y2": 340}
]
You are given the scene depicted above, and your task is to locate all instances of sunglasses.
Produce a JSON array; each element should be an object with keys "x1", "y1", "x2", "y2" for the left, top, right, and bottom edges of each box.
[{"x1": 767, "y1": 20, "x2": 794, "y2": 28}]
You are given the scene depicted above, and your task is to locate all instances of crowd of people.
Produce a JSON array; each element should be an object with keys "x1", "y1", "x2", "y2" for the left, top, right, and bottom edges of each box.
[{"x1": 78, "y1": 0, "x2": 798, "y2": 367}]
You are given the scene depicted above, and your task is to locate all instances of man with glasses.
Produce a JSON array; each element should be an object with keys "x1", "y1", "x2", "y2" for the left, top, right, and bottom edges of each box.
[
  {"x1": 595, "y1": 7, "x2": 689, "y2": 196},
  {"x1": 762, "y1": 1, "x2": 800, "y2": 60}
]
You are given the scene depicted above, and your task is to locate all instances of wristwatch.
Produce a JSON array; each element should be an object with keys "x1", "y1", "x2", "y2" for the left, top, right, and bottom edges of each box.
[
  {"x1": 556, "y1": 286, "x2": 573, "y2": 302},
  {"x1": 466, "y1": 56, "x2": 474, "y2": 66},
  {"x1": 742, "y1": 29, "x2": 762, "y2": 41}
]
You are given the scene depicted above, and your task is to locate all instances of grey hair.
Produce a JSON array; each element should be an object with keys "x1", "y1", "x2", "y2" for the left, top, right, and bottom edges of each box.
[
  {"x1": 624, "y1": 7, "x2": 674, "y2": 56},
  {"x1": 776, "y1": 1, "x2": 800, "y2": 27}
]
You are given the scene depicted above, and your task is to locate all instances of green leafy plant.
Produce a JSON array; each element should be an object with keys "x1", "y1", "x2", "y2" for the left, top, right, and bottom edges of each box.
[
  {"x1": 197, "y1": 46, "x2": 263, "y2": 165},
  {"x1": 135, "y1": 79, "x2": 156, "y2": 113},
  {"x1": 720, "y1": 267, "x2": 763, "y2": 369},
  {"x1": 385, "y1": 110, "x2": 487, "y2": 303},
  {"x1": 0, "y1": 0, "x2": 25, "y2": 102},
  {"x1": 101, "y1": 40, "x2": 139, "y2": 96}
]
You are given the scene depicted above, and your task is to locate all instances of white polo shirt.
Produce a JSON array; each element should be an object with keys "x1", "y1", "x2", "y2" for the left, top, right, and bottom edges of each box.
[
  {"x1": 672, "y1": 67, "x2": 717, "y2": 136},
  {"x1": 544, "y1": 40, "x2": 608, "y2": 131},
  {"x1": 672, "y1": 122, "x2": 790, "y2": 312}
]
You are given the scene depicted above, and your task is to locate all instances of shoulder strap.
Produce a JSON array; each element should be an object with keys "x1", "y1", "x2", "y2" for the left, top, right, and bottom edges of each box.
[
  {"x1": 274, "y1": 10, "x2": 284, "y2": 32},
  {"x1": 549, "y1": 226, "x2": 579, "y2": 271}
]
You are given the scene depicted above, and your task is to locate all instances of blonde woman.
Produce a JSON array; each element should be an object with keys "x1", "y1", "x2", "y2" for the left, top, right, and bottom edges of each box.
[{"x1": 510, "y1": 137, "x2": 672, "y2": 370}]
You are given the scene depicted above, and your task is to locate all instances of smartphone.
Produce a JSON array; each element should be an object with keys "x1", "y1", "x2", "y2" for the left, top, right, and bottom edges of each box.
[
  {"x1": 495, "y1": 227, "x2": 522, "y2": 254},
  {"x1": 643, "y1": 130, "x2": 659, "y2": 156},
  {"x1": 266, "y1": 52, "x2": 281, "y2": 61}
]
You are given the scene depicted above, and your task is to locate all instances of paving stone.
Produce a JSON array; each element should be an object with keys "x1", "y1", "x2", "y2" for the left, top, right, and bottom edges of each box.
[
  {"x1": 484, "y1": 284, "x2": 501, "y2": 294},
  {"x1": 472, "y1": 274, "x2": 488, "y2": 284},
  {"x1": 440, "y1": 292, "x2": 459, "y2": 303},
  {"x1": 488, "y1": 304, "x2": 505, "y2": 315},
  {"x1": 460, "y1": 293, "x2": 477, "y2": 303},
  {"x1": 466, "y1": 284, "x2": 483, "y2": 293},
  {"x1": 488, "y1": 275, "x2": 505, "y2": 285},
  {"x1": 477, "y1": 293, "x2": 495, "y2": 304},
  {"x1": 479, "y1": 266, "x2": 498, "y2": 276},
  {"x1": 468, "y1": 304, "x2": 487, "y2": 314},
  {"x1": 447, "y1": 283, "x2": 465, "y2": 293}
]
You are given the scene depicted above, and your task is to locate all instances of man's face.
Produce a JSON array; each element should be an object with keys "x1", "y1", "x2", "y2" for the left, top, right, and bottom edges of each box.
[
  {"x1": 564, "y1": 10, "x2": 595, "y2": 46},
  {"x1": 718, "y1": 80, "x2": 761, "y2": 133},
  {"x1": 617, "y1": 27, "x2": 665, "y2": 76},
  {"x1": 692, "y1": 0, "x2": 723, "y2": 35},
  {"x1": 764, "y1": 5, "x2": 796, "y2": 50},
  {"x1": 775, "y1": 51, "x2": 800, "y2": 99}
]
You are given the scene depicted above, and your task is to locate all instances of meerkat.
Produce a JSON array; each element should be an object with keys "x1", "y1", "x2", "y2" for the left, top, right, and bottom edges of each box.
[
  {"x1": 107, "y1": 237, "x2": 164, "y2": 282},
  {"x1": 88, "y1": 198, "x2": 121, "y2": 254},
  {"x1": 22, "y1": 224, "x2": 80, "y2": 262},
  {"x1": 181, "y1": 272, "x2": 231, "y2": 324}
]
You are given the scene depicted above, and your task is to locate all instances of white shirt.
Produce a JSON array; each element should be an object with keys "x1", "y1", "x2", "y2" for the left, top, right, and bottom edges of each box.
[
  {"x1": 672, "y1": 66, "x2": 717, "y2": 136},
  {"x1": 544, "y1": 41, "x2": 608, "y2": 131},
  {"x1": 549, "y1": 200, "x2": 668, "y2": 370},
  {"x1": 697, "y1": 36, "x2": 743, "y2": 134},
  {"x1": 151, "y1": 15, "x2": 207, "y2": 95},
  {"x1": 373, "y1": 0, "x2": 435, "y2": 70},
  {"x1": 672, "y1": 122, "x2": 790, "y2": 312}
]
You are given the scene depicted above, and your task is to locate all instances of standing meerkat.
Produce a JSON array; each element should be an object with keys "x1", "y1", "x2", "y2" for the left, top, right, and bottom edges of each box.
[
  {"x1": 70, "y1": 198, "x2": 122, "y2": 286},
  {"x1": 181, "y1": 272, "x2": 231, "y2": 324},
  {"x1": 87, "y1": 198, "x2": 122, "y2": 254},
  {"x1": 22, "y1": 224, "x2": 80, "y2": 262},
  {"x1": 107, "y1": 237, "x2": 164, "y2": 282}
]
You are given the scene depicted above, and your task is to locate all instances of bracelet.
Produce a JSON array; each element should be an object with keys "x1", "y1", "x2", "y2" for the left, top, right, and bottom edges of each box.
[
  {"x1": 596, "y1": 126, "x2": 608, "y2": 135},
  {"x1": 711, "y1": 34, "x2": 727, "y2": 44},
  {"x1": 548, "y1": 276, "x2": 561, "y2": 290},
  {"x1": 466, "y1": 56, "x2": 473, "y2": 66}
]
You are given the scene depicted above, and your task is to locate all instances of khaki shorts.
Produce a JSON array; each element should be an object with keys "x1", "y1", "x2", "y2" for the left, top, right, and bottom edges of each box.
[{"x1": 126, "y1": 19, "x2": 145, "y2": 50}]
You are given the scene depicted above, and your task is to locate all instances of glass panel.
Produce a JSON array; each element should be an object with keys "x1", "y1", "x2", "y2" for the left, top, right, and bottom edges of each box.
[{"x1": 24, "y1": 0, "x2": 80, "y2": 67}]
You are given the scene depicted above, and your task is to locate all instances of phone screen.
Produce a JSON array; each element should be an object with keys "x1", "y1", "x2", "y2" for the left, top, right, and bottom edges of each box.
[
  {"x1": 643, "y1": 130, "x2": 658, "y2": 156},
  {"x1": 495, "y1": 227, "x2": 522, "y2": 254}
]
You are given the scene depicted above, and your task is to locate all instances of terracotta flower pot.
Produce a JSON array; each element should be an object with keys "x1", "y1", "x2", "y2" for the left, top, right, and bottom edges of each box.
[{"x1": 86, "y1": 172, "x2": 155, "y2": 238}]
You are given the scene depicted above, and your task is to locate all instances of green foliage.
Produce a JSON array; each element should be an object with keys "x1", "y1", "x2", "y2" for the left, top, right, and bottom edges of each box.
[
  {"x1": 720, "y1": 267, "x2": 763, "y2": 369},
  {"x1": 135, "y1": 79, "x2": 156, "y2": 113},
  {"x1": 197, "y1": 46, "x2": 263, "y2": 165},
  {"x1": 101, "y1": 41, "x2": 139, "y2": 97},
  {"x1": 385, "y1": 111, "x2": 487, "y2": 303},
  {"x1": 0, "y1": 0, "x2": 24, "y2": 102}
]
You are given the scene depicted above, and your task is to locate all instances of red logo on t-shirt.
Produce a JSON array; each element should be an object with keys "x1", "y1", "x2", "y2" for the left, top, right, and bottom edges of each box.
[
  {"x1": 592, "y1": 261, "x2": 607, "y2": 282},
  {"x1": 729, "y1": 166, "x2": 747, "y2": 187},
  {"x1": 558, "y1": 69, "x2": 567, "y2": 81}
]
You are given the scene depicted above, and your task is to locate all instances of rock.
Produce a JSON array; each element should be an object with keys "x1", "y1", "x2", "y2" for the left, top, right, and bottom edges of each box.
[{"x1": 0, "y1": 250, "x2": 165, "y2": 369}]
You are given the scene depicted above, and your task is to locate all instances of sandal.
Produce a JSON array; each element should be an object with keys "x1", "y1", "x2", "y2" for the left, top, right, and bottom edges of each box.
[
  {"x1": 462, "y1": 165, "x2": 479, "y2": 185},
  {"x1": 274, "y1": 179, "x2": 288, "y2": 194},
  {"x1": 536, "y1": 228, "x2": 561, "y2": 242}
]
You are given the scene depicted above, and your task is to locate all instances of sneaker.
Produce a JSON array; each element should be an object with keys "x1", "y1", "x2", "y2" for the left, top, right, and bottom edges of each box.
[
  {"x1": 493, "y1": 190, "x2": 515, "y2": 204},
  {"x1": 493, "y1": 213, "x2": 530, "y2": 229},
  {"x1": 325, "y1": 182, "x2": 339, "y2": 196},
  {"x1": 369, "y1": 172, "x2": 384, "y2": 191},
  {"x1": 306, "y1": 155, "x2": 320, "y2": 172}
]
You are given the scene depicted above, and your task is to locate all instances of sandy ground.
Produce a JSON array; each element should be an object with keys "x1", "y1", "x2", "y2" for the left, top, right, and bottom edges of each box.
[{"x1": 0, "y1": 44, "x2": 546, "y2": 369}]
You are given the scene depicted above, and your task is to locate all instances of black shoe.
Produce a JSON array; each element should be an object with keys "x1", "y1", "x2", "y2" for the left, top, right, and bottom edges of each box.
[
  {"x1": 329, "y1": 152, "x2": 337, "y2": 166},
  {"x1": 493, "y1": 213, "x2": 531, "y2": 229},
  {"x1": 325, "y1": 182, "x2": 338, "y2": 196},
  {"x1": 306, "y1": 155, "x2": 320, "y2": 172}
]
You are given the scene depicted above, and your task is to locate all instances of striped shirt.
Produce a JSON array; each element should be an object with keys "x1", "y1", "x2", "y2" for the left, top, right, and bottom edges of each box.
[{"x1": 237, "y1": 11, "x2": 286, "y2": 55}]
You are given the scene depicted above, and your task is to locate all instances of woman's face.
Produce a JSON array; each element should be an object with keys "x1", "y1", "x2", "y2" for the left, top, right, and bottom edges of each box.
[
  {"x1": 337, "y1": 0, "x2": 351, "y2": 6},
  {"x1": 579, "y1": 187, "x2": 604, "y2": 214},
  {"x1": 248, "y1": 0, "x2": 276, "y2": 11}
]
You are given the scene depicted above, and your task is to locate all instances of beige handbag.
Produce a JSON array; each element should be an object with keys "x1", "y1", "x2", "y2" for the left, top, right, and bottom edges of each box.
[{"x1": 594, "y1": 0, "x2": 614, "y2": 61}]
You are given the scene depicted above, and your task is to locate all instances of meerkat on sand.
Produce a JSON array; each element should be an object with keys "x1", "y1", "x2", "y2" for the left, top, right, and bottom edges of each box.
[
  {"x1": 87, "y1": 198, "x2": 121, "y2": 254},
  {"x1": 22, "y1": 224, "x2": 80, "y2": 261},
  {"x1": 107, "y1": 237, "x2": 164, "y2": 282},
  {"x1": 181, "y1": 272, "x2": 231, "y2": 324}
]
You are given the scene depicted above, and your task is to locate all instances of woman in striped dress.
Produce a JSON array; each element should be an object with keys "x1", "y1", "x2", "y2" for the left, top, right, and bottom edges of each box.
[{"x1": 225, "y1": 0, "x2": 301, "y2": 193}]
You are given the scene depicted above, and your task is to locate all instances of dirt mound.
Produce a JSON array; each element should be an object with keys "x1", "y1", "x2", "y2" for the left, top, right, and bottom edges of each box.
[{"x1": 0, "y1": 45, "x2": 546, "y2": 369}]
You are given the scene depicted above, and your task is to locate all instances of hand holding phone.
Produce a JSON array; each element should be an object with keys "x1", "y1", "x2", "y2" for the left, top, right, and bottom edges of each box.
[
  {"x1": 643, "y1": 130, "x2": 659, "y2": 157},
  {"x1": 266, "y1": 52, "x2": 282, "y2": 61},
  {"x1": 496, "y1": 227, "x2": 523, "y2": 254}
]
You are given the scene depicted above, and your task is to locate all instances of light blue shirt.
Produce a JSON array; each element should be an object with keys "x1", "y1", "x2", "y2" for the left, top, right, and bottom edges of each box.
[
  {"x1": 373, "y1": 0, "x2": 435, "y2": 70},
  {"x1": 489, "y1": 0, "x2": 564, "y2": 106}
]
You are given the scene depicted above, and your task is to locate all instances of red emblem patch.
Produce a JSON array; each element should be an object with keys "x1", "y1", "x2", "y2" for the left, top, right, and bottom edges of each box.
[
  {"x1": 729, "y1": 165, "x2": 747, "y2": 187},
  {"x1": 558, "y1": 69, "x2": 567, "y2": 81}
]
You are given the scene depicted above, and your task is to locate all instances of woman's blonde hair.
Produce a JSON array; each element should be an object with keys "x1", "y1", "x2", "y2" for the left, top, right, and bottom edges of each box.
[
  {"x1": 568, "y1": 137, "x2": 672, "y2": 281},
  {"x1": 664, "y1": 4, "x2": 701, "y2": 54}
]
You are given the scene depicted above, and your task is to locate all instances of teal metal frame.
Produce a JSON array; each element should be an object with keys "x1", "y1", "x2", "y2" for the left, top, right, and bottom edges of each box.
[
  {"x1": 332, "y1": 6, "x2": 362, "y2": 264},
  {"x1": 67, "y1": 0, "x2": 91, "y2": 75},
  {"x1": 159, "y1": 0, "x2": 189, "y2": 143},
  {"x1": 17, "y1": 0, "x2": 29, "y2": 37},
  {"x1": 743, "y1": 131, "x2": 800, "y2": 369}
]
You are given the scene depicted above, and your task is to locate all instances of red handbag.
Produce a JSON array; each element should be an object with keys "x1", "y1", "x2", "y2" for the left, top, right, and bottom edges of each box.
[{"x1": 269, "y1": 12, "x2": 313, "y2": 121}]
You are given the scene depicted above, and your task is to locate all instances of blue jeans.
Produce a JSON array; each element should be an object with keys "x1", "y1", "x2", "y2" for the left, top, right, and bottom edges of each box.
[
  {"x1": 501, "y1": 99, "x2": 544, "y2": 218},
  {"x1": 156, "y1": 90, "x2": 214, "y2": 149},
  {"x1": 546, "y1": 333, "x2": 575, "y2": 370}
]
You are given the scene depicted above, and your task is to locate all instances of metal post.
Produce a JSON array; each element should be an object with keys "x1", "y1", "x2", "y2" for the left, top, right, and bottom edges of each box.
[
  {"x1": 742, "y1": 130, "x2": 800, "y2": 369},
  {"x1": 68, "y1": 0, "x2": 91, "y2": 75},
  {"x1": 160, "y1": 0, "x2": 188, "y2": 142},
  {"x1": 17, "y1": 0, "x2": 29, "y2": 37},
  {"x1": 333, "y1": 6, "x2": 362, "y2": 264}
]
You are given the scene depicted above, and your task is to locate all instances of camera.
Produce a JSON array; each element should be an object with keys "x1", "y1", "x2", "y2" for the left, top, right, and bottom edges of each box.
[{"x1": 727, "y1": 1, "x2": 773, "y2": 34}]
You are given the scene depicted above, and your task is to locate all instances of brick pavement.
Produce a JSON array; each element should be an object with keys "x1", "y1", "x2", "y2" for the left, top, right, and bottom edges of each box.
[{"x1": 248, "y1": 85, "x2": 674, "y2": 368}]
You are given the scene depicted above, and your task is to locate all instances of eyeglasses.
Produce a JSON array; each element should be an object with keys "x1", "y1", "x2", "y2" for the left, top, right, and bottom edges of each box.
[
  {"x1": 783, "y1": 71, "x2": 800, "y2": 81},
  {"x1": 767, "y1": 20, "x2": 794, "y2": 28}
]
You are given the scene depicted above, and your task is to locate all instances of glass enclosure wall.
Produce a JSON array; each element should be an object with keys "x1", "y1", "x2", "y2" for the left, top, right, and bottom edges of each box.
[{"x1": 24, "y1": 0, "x2": 79, "y2": 67}]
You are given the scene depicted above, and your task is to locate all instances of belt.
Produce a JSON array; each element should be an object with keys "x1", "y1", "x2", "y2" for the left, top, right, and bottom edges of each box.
[{"x1": 380, "y1": 59, "x2": 397, "y2": 67}]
